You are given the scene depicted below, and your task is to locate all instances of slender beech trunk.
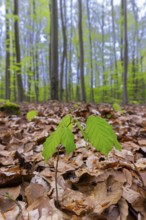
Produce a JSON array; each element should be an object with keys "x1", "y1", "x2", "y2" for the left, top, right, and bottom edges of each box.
[
  {"x1": 50, "y1": 0, "x2": 58, "y2": 100},
  {"x1": 59, "y1": 0, "x2": 67, "y2": 101},
  {"x1": 14, "y1": 0, "x2": 24, "y2": 102},
  {"x1": 76, "y1": 61, "x2": 80, "y2": 101},
  {"x1": 111, "y1": 0, "x2": 118, "y2": 99},
  {"x1": 101, "y1": 4, "x2": 106, "y2": 101},
  {"x1": 122, "y1": 0, "x2": 128, "y2": 104},
  {"x1": 131, "y1": 0, "x2": 139, "y2": 101},
  {"x1": 68, "y1": 0, "x2": 73, "y2": 100},
  {"x1": 64, "y1": 0, "x2": 68, "y2": 102},
  {"x1": 86, "y1": 0, "x2": 94, "y2": 102},
  {"x1": 78, "y1": 0, "x2": 86, "y2": 102},
  {"x1": 120, "y1": 0, "x2": 124, "y2": 101},
  {"x1": 5, "y1": 0, "x2": 11, "y2": 100},
  {"x1": 33, "y1": 0, "x2": 39, "y2": 102}
]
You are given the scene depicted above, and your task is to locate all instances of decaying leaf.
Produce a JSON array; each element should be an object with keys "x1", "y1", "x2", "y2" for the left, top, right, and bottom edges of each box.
[
  {"x1": 118, "y1": 197, "x2": 128, "y2": 220},
  {"x1": 61, "y1": 188, "x2": 94, "y2": 216}
]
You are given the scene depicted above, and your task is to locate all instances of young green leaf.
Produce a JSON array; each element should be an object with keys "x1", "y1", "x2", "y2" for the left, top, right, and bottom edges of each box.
[
  {"x1": 42, "y1": 124, "x2": 75, "y2": 161},
  {"x1": 42, "y1": 127, "x2": 62, "y2": 161},
  {"x1": 85, "y1": 115, "x2": 121, "y2": 155},
  {"x1": 58, "y1": 114, "x2": 73, "y2": 130},
  {"x1": 60, "y1": 126, "x2": 75, "y2": 154},
  {"x1": 26, "y1": 110, "x2": 38, "y2": 121},
  {"x1": 113, "y1": 103, "x2": 125, "y2": 114},
  {"x1": 113, "y1": 103, "x2": 122, "y2": 112}
]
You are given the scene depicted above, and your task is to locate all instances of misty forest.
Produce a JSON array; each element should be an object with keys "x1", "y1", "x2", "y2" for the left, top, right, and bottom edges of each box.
[{"x1": 1, "y1": 0, "x2": 146, "y2": 104}]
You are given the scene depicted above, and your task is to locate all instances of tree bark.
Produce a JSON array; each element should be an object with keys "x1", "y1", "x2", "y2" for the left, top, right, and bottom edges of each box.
[
  {"x1": 50, "y1": 0, "x2": 58, "y2": 100},
  {"x1": 101, "y1": 4, "x2": 106, "y2": 102},
  {"x1": 14, "y1": 0, "x2": 24, "y2": 102},
  {"x1": 68, "y1": 0, "x2": 73, "y2": 101},
  {"x1": 122, "y1": 0, "x2": 128, "y2": 104},
  {"x1": 111, "y1": 0, "x2": 118, "y2": 99},
  {"x1": 59, "y1": 0, "x2": 67, "y2": 101},
  {"x1": 78, "y1": 0, "x2": 86, "y2": 102},
  {"x1": 5, "y1": 0, "x2": 11, "y2": 100},
  {"x1": 33, "y1": 0, "x2": 39, "y2": 102},
  {"x1": 131, "y1": 0, "x2": 139, "y2": 101},
  {"x1": 86, "y1": 0, "x2": 94, "y2": 102}
]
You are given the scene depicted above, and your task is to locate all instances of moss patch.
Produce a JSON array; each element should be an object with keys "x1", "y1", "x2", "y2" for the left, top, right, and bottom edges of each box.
[{"x1": 0, "y1": 100, "x2": 20, "y2": 115}]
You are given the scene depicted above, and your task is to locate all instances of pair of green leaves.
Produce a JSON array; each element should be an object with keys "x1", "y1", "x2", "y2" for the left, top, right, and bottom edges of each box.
[{"x1": 42, "y1": 114, "x2": 121, "y2": 161}]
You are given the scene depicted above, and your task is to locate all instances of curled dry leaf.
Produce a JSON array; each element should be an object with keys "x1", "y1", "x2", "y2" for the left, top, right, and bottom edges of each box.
[
  {"x1": 26, "y1": 197, "x2": 53, "y2": 214},
  {"x1": 122, "y1": 168, "x2": 133, "y2": 187},
  {"x1": 25, "y1": 183, "x2": 48, "y2": 205},
  {"x1": 138, "y1": 139, "x2": 146, "y2": 146},
  {"x1": 0, "y1": 213, "x2": 5, "y2": 220},
  {"x1": 91, "y1": 180, "x2": 123, "y2": 214},
  {"x1": 118, "y1": 197, "x2": 128, "y2": 220},
  {"x1": 61, "y1": 188, "x2": 94, "y2": 216},
  {"x1": 0, "y1": 165, "x2": 22, "y2": 187},
  {"x1": 4, "y1": 201, "x2": 25, "y2": 219},
  {"x1": 135, "y1": 158, "x2": 146, "y2": 170}
]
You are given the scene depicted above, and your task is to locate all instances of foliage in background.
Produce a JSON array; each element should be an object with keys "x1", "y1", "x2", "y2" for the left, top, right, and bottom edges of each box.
[{"x1": 1, "y1": 0, "x2": 146, "y2": 103}]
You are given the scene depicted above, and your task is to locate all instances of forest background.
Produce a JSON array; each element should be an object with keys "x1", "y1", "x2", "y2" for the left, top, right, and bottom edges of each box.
[{"x1": 0, "y1": 0, "x2": 146, "y2": 104}]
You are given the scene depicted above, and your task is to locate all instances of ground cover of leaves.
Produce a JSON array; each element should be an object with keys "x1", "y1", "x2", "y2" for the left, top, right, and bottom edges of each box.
[{"x1": 0, "y1": 102, "x2": 146, "y2": 220}]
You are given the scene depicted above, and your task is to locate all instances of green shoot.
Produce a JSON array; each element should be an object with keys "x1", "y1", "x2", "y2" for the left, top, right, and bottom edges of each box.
[
  {"x1": 42, "y1": 114, "x2": 121, "y2": 208},
  {"x1": 112, "y1": 103, "x2": 124, "y2": 114},
  {"x1": 26, "y1": 110, "x2": 38, "y2": 121},
  {"x1": 42, "y1": 114, "x2": 121, "y2": 160}
]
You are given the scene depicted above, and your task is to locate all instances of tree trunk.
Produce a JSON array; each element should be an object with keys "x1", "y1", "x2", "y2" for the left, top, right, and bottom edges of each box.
[
  {"x1": 111, "y1": 0, "x2": 118, "y2": 99},
  {"x1": 50, "y1": 0, "x2": 58, "y2": 100},
  {"x1": 63, "y1": 0, "x2": 68, "y2": 102},
  {"x1": 86, "y1": 0, "x2": 94, "y2": 102},
  {"x1": 14, "y1": 0, "x2": 24, "y2": 102},
  {"x1": 101, "y1": 4, "x2": 106, "y2": 102},
  {"x1": 5, "y1": 0, "x2": 11, "y2": 100},
  {"x1": 131, "y1": 0, "x2": 139, "y2": 101},
  {"x1": 122, "y1": 0, "x2": 128, "y2": 104},
  {"x1": 78, "y1": 0, "x2": 86, "y2": 102},
  {"x1": 59, "y1": 0, "x2": 67, "y2": 101},
  {"x1": 76, "y1": 61, "x2": 80, "y2": 101},
  {"x1": 33, "y1": 0, "x2": 39, "y2": 102},
  {"x1": 68, "y1": 0, "x2": 73, "y2": 101}
]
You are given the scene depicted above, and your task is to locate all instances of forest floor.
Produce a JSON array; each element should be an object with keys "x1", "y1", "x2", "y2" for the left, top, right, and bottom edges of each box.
[{"x1": 0, "y1": 102, "x2": 146, "y2": 220}]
